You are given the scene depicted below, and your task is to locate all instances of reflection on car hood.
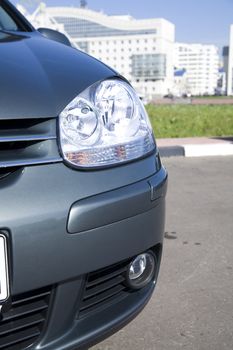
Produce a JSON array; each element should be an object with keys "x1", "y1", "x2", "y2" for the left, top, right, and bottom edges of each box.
[{"x1": 0, "y1": 32, "x2": 115, "y2": 119}]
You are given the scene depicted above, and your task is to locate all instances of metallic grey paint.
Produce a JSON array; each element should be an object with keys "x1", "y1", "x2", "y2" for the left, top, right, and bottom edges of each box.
[
  {"x1": 0, "y1": 1, "x2": 167, "y2": 348},
  {"x1": 0, "y1": 32, "x2": 116, "y2": 119}
]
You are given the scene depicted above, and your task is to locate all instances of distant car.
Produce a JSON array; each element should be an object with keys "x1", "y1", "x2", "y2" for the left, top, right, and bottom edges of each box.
[
  {"x1": 182, "y1": 93, "x2": 192, "y2": 98},
  {"x1": 164, "y1": 93, "x2": 174, "y2": 99},
  {"x1": 0, "y1": 1, "x2": 167, "y2": 349}
]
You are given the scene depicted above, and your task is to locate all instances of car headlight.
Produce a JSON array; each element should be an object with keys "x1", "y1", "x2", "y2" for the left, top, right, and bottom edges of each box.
[{"x1": 59, "y1": 79, "x2": 155, "y2": 168}]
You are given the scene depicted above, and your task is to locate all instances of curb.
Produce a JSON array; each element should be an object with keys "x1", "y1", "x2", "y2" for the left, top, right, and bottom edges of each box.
[
  {"x1": 159, "y1": 146, "x2": 185, "y2": 157},
  {"x1": 159, "y1": 143, "x2": 233, "y2": 158}
]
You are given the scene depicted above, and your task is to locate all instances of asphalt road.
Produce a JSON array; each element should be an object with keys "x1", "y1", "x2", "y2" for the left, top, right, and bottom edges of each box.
[{"x1": 91, "y1": 156, "x2": 233, "y2": 350}]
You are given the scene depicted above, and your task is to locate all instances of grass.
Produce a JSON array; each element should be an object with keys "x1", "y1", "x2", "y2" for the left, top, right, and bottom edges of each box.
[{"x1": 146, "y1": 104, "x2": 233, "y2": 138}]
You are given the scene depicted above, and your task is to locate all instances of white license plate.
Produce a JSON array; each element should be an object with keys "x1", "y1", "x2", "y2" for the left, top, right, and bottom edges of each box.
[{"x1": 0, "y1": 234, "x2": 9, "y2": 303}]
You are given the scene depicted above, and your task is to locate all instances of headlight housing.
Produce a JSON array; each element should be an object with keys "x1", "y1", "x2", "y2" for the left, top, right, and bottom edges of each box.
[{"x1": 59, "y1": 79, "x2": 155, "y2": 168}]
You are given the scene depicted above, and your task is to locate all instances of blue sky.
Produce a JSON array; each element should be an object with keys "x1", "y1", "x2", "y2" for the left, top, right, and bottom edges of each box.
[{"x1": 14, "y1": 0, "x2": 233, "y2": 51}]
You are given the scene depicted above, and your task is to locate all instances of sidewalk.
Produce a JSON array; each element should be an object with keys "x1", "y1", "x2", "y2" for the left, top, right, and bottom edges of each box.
[{"x1": 157, "y1": 137, "x2": 233, "y2": 157}]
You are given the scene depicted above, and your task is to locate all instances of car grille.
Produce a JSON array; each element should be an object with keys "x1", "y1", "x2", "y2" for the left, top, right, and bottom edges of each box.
[
  {"x1": 0, "y1": 118, "x2": 61, "y2": 171},
  {"x1": 0, "y1": 286, "x2": 52, "y2": 350},
  {"x1": 79, "y1": 259, "x2": 131, "y2": 319}
]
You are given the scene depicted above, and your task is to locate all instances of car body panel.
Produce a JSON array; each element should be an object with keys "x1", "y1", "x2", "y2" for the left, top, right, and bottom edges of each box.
[
  {"x1": 0, "y1": 154, "x2": 166, "y2": 295},
  {"x1": 0, "y1": 2, "x2": 167, "y2": 349},
  {"x1": 0, "y1": 32, "x2": 116, "y2": 119}
]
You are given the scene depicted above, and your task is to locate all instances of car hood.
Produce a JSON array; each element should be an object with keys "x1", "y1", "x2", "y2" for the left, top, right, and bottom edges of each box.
[{"x1": 0, "y1": 32, "x2": 116, "y2": 119}]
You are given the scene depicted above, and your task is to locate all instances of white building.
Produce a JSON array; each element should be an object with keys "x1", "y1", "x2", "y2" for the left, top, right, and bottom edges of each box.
[
  {"x1": 173, "y1": 68, "x2": 190, "y2": 97},
  {"x1": 23, "y1": 3, "x2": 175, "y2": 100},
  {"x1": 222, "y1": 46, "x2": 229, "y2": 95},
  {"x1": 216, "y1": 67, "x2": 226, "y2": 95},
  {"x1": 174, "y1": 43, "x2": 219, "y2": 96},
  {"x1": 227, "y1": 25, "x2": 233, "y2": 95}
]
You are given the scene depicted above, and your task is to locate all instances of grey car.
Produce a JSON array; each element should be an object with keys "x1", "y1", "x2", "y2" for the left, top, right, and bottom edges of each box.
[{"x1": 0, "y1": 1, "x2": 167, "y2": 349}]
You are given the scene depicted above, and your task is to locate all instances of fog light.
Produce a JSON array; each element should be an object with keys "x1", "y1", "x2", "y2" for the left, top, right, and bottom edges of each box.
[{"x1": 126, "y1": 252, "x2": 156, "y2": 290}]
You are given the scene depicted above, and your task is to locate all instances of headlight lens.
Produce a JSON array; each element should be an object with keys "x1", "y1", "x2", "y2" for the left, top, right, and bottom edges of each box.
[{"x1": 59, "y1": 79, "x2": 155, "y2": 168}]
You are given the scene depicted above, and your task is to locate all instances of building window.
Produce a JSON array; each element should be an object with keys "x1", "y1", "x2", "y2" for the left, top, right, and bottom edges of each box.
[
  {"x1": 78, "y1": 41, "x2": 89, "y2": 53},
  {"x1": 54, "y1": 17, "x2": 157, "y2": 38},
  {"x1": 131, "y1": 53, "x2": 167, "y2": 79}
]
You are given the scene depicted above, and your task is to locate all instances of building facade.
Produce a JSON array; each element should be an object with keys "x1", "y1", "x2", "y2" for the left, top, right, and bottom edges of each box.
[
  {"x1": 172, "y1": 68, "x2": 189, "y2": 97},
  {"x1": 222, "y1": 46, "x2": 229, "y2": 95},
  {"x1": 174, "y1": 43, "x2": 219, "y2": 96},
  {"x1": 227, "y1": 25, "x2": 233, "y2": 95},
  {"x1": 23, "y1": 3, "x2": 175, "y2": 100}
]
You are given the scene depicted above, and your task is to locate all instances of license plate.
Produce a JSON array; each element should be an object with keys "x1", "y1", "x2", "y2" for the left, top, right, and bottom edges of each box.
[{"x1": 0, "y1": 234, "x2": 9, "y2": 303}]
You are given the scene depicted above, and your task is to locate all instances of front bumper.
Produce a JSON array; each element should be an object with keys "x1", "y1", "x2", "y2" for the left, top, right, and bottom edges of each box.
[{"x1": 0, "y1": 153, "x2": 167, "y2": 350}]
